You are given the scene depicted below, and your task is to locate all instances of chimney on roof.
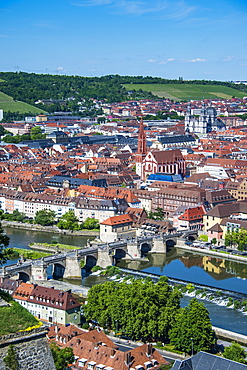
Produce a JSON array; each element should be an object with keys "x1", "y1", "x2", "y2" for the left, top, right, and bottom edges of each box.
[
  {"x1": 146, "y1": 343, "x2": 152, "y2": 356},
  {"x1": 124, "y1": 352, "x2": 132, "y2": 366},
  {"x1": 54, "y1": 325, "x2": 58, "y2": 334},
  {"x1": 110, "y1": 349, "x2": 116, "y2": 358}
]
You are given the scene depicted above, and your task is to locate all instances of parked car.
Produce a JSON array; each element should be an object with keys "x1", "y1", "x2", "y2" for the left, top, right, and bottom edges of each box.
[{"x1": 185, "y1": 241, "x2": 192, "y2": 246}]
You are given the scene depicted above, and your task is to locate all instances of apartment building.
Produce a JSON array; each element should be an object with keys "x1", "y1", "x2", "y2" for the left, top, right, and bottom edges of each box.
[{"x1": 13, "y1": 283, "x2": 81, "y2": 326}]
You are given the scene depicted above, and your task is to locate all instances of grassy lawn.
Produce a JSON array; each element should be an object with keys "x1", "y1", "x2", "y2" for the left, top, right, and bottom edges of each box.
[
  {"x1": 30, "y1": 242, "x2": 81, "y2": 250},
  {"x1": 0, "y1": 290, "x2": 39, "y2": 335},
  {"x1": 0, "y1": 91, "x2": 46, "y2": 114},
  {"x1": 8, "y1": 247, "x2": 52, "y2": 259},
  {"x1": 123, "y1": 83, "x2": 246, "y2": 101}
]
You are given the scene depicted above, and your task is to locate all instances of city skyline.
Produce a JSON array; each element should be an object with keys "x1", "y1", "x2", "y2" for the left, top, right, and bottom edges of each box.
[{"x1": 1, "y1": 0, "x2": 246, "y2": 80}]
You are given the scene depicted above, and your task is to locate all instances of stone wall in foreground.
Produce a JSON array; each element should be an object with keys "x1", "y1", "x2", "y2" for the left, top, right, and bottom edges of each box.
[{"x1": 0, "y1": 326, "x2": 56, "y2": 370}]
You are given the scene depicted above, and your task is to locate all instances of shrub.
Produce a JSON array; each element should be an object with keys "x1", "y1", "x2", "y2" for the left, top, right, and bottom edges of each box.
[
  {"x1": 91, "y1": 266, "x2": 103, "y2": 272},
  {"x1": 82, "y1": 322, "x2": 89, "y2": 330}
]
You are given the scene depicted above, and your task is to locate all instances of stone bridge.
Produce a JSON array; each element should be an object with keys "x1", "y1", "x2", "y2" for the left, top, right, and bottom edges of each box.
[{"x1": 0, "y1": 232, "x2": 189, "y2": 282}]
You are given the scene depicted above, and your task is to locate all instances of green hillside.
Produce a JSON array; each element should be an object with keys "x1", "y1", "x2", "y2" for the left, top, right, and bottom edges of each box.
[
  {"x1": 123, "y1": 83, "x2": 246, "y2": 101},
  {"x1": 0, "y1": 91, "x2": 46, "y2": 114}
]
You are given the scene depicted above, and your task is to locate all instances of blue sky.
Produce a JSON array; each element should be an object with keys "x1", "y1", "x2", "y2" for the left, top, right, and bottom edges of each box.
[{"x1": 1, "y1": 0, "x2": 246, "y2": 80}]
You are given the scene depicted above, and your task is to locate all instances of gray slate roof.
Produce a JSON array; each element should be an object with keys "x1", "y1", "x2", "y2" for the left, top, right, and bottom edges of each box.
[
  {"x1": 172, "y1": 351, "x2": 247, "y2": 370},
  {"x1": 158, "y1": 134, "x2": 196, "y2": 144}
]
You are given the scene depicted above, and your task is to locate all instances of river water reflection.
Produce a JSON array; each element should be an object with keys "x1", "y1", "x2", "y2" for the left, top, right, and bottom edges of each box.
[
  {"x1": 3, "y1": 227, "x2": 247, "y2": 335},
  {"x1": 117, "y1": 248, "x2": 247, "y2": 295}
]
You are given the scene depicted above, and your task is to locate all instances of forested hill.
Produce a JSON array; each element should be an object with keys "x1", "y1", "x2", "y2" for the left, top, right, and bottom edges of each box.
[{"x1": 0, "y1": 72, "x2": 246, "y2": 107}]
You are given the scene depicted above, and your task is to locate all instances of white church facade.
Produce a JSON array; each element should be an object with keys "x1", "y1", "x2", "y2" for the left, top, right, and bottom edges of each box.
[{"x1": 185, "y1": 103, "x2": 226, "y2": 134}]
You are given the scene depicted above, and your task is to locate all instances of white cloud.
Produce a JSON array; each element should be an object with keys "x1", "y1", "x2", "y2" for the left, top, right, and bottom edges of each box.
[
  {"x1": 185, "y1": 58, "x2": 206, "y2": 63},
  {"x1": 73, "y1": 1, "x2": 193, "y2": 17},
  {"x1": 56, "y1": 67, "x2": 66, "y2": 73},
  {"x1": 148, "y1": 59, "x2": 157, "y2": 63},
  {"x1": 167, "y1": 58, "x2": 175, "y2": 62},
  {"x1": 222, "y1": 56, "x2": 234, "y2": 62}
]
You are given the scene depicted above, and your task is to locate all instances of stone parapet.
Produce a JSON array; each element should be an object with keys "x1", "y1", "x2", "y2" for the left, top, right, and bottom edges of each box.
[{"x1": 0, "y1": 326, "x2": 56, "y2": 370}]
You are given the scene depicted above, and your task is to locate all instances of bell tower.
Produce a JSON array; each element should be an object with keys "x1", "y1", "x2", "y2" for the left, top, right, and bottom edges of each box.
[{"x1": 135, "y1": 117, "x2": 147, "y2": 180}]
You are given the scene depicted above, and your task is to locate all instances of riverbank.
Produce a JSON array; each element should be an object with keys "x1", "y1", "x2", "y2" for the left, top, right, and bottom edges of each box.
[
  {"x1": 29, "y1": 242, "x2": 82, "y2": 253},
  {"x1": 177, "y1": 244, "x2": 247, "y2": 264},
  {"x1": 2, "y1": 220, "x2": 100, "y2": 236}
]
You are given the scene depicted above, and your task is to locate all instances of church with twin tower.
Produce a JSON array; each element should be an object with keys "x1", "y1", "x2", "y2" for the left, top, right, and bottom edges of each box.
[{"x1": 185, "y1": 102, "x2": 225, "y2": 134}]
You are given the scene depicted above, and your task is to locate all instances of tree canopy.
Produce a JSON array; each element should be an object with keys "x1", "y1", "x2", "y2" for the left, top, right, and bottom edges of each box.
[
  {"x1": 57, "y1": 210, "x2": 80, "y2": 231},
  {"x1": 82, "y1": 217, "x2": 99, "y2": 230},
  {"x1": 34, "y1": 209, "x2": 56, "y2": 226},
  {"x1": 30, "y1": 126, "x2": 46, "y2": 140},
  {"x1": 0, "y1": 222, "x2": 11, "y2": 265},
  {"x1": 84, "y1": 277, "x2": 181, "y2": 342},
  {"x1": 50, "y1": 342, "x2": 74, "y2": 370},
  {"x1": 225, "y1": 228, "x2": 247, "y2": 251},
  {"x1": 169, "y1": 298, "x2": 216, "y2": 354},
  {"x1": 223, "y1": 342, "x2": 247, "y2": 364}
]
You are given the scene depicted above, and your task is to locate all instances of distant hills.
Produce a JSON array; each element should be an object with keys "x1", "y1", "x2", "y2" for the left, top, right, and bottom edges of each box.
[
  {"x1": 0, "y1": 91, "x2": 46, "y2": 114},
  {"x1": 123, "y1": 83, "x2": 247, "y2": 101},
  {"x1": 0, "y1": 72, "x2": 246, "y2": 115}
]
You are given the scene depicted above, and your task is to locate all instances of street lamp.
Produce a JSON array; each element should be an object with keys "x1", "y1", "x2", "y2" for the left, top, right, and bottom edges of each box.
[
  {"x1": 190, "y1": 337, "x2": 194, "y2": 356},
  {"x1": 115, "y1": 320, "x2": 118, "y2": 333}
]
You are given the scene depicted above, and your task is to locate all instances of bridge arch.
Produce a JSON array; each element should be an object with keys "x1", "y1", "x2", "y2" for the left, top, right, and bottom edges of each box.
[
  {"x1": 140, "y1": 242, "x2": 152, "y2": 257},
  {"x1": 114, "y1": 248, "x2": 127, "y2": 259},
  {"x1": 18, "y1": 271, "x2": 30, "y2": 282},
  {"x1": 51, "y1": 263, "x2": 66, "y2": 279},
  {"x1": 83, "y1": 255, "x2": 97, "y2": 272},
  {"x1": 165, "y1": 239, "x2": 176, "y2": 251}
]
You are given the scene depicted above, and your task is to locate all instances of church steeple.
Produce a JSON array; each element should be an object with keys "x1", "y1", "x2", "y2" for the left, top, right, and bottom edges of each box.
[{"x1": 137, "y1": 117, "x2": 147, "y2": 156}]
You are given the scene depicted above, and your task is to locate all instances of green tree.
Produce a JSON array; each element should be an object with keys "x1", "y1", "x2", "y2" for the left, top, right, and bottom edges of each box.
[
  {"x1": 30, "y1": 126, "x2": 46, "y2": 140},
  {"x1": 223, "y1": 342, "x2": 247, "y2": 364},
  {"x1": 50, "y1": 342, "x2": 74, "y2": 370},
  {"x1": 57, "y1": 210, "x2": 80, "y2": 231},
  {"x1": 0, "y1": 125, "x2": 5, "y2": 137},
  {"x1": 198, "y1": 234, "x2": 208, "y2": 242},
  {"x1": 225, "y1": 229, "x2": 247, "y2": 251},
  {"x1": 84, "y1": 278, "x2": 181, "y2": 342},
  {"x1": 2, "y1": 209, "x2": 26, "y2": 222},
  {"x1": 0, "y1": 221, "x2": 11, "y2": 265},
  {"x1": 169, "y1": 298, "x2": 216, "y2": 354},
  {"x1": 211, "y1": 238, "x2": 217, "y2": 245},
  {"x1": 148, "y1": 207, "x2": 164, "y2": 220},
  {"x1": 34, "y1": 209, "x2": 56, "y2": 226},
  {"x1": 82, "y1": 217, "x2": 99, "y2": 230}
]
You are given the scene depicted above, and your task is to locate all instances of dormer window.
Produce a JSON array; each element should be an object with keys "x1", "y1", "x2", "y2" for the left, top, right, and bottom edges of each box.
[
  {"x1": 87, "y1": 361, "x2": 96, "y2": 369},
  {"x1": 78, "y1": 358, "x2": 87, "y2": 367}
]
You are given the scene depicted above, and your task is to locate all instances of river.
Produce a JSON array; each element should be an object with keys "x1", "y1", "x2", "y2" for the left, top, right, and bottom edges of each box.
[{"x1": 3, "y1": 227, "x2": 247, "y2": 336}]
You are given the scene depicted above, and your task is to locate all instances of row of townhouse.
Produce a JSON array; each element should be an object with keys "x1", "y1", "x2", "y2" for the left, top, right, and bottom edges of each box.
[{"x1": 0, "y1": 187, "x2": 129, "y2": 223}]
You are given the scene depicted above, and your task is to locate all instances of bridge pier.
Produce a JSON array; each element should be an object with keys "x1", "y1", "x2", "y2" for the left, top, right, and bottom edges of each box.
[
  {"x1": 97, "y1": 246, "x2": 113, "y2": 269},
  {"x1": 152, "y1": 237, "x2": 167, "y2": 253},
  {"x1": 64, "y1": 253, "x2": 82, "y2": 279},
  {"x1": 31, "y1": 259, "x2": 47, "y2": 282},
  {"x1": 126, "y1": 241, "x2": 141, "y2": 259}
]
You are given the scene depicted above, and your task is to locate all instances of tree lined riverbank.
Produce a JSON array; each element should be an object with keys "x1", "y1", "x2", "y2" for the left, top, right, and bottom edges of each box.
[{"x1": 1, "y1": 220, "x2": 99, "y2": 236}]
